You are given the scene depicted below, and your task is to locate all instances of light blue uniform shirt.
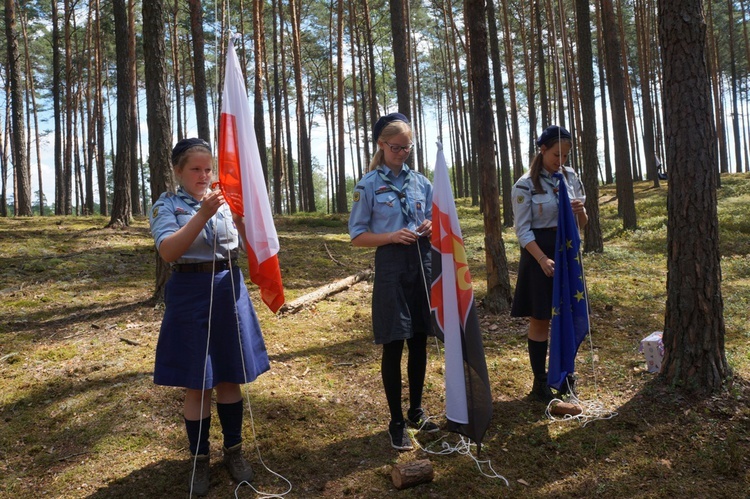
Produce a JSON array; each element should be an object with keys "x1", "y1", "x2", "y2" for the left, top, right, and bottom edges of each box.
[
  {"x1": 150, "y1": 188, "x2": 240, "y2": 263},
  {"x1": 512, "y1": 166, "x2": 584, "y2": 248},
  {"x1": 348, "y1": 164, "x2": 433, "y2": 240}
]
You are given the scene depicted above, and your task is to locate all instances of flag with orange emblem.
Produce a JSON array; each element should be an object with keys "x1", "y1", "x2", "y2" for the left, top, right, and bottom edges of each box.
[
  {"x1": 217, "y1": 38, "x2": 285, "y2": 313},
  {"x1": 430, "y1": 143, "x2": 492, "y2": 450}
]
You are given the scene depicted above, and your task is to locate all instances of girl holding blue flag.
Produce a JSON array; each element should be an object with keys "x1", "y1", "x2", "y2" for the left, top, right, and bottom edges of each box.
[
  {"x1": 348, "y1": 113, "x2": 438, "y2": 451},
  {"x1": 510, "y1": 126, "x2": 588, "y2": 403},
  {"x1": 150, "y1": 138, "x2": 269, "y2": 495}
]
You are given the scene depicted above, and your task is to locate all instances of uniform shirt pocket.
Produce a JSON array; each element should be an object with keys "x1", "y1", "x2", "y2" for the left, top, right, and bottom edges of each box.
[
  {"x1": 374, "y1": 191, "x2": 399, "y2": 218},
  {"x1": 531, "y1": 192, "x2": 553, "y2": 206}
]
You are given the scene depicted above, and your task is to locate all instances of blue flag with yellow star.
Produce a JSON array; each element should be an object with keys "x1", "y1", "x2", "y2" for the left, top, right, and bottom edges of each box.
[{"x1": 548, "y1": 172, "x2": 590, "y2": 391}]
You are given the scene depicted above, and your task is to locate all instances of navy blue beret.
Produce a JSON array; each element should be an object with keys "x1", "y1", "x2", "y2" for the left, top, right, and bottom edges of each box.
[
  {"x1": 172, "y1": 138, "x2": 211, "y2": 165},
  {"x1": 536, "y1": 125, "x2": 572, "y2": 148},
  {"x1": 373, "y1": 112, "x2": 410, "y2": 142}
]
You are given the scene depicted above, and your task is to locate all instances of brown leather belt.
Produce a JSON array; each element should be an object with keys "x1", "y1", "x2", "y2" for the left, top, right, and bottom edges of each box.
[{"x1": 172, "y1": 259, "x2": 237, "y2": 273}]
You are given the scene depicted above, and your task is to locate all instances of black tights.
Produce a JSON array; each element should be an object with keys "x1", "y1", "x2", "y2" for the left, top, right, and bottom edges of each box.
[{"x1": 381, "y1": 334, "x2": 428, "y2": 423}]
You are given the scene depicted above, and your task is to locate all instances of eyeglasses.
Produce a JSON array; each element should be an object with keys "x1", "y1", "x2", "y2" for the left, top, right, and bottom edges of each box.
[{"x1": 384, "y1": 142, "x2": 414, "y2": 154}]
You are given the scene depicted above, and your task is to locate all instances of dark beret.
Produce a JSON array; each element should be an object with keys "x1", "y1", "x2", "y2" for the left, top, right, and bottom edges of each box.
[
  {"x1": 536, "y1": 125, "x2": 572, "y2": 148},
  {"x1": 172, "y1": 138, "x2": 212, "y2": 165},
  {"x1": 373, "y1": 112, "x2": 410, "y2": 142}
]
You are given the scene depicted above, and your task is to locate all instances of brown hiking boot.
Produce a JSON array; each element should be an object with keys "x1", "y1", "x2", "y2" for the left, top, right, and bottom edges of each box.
[
  {"x1": 223, "y1": 443, "x2": 253, "y2": 483},
  {"x1": 189, "y1": 454, "x2": 210, "y2": 496}
]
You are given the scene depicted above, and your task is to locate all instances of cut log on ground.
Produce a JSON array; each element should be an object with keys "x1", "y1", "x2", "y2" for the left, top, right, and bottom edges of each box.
[
  {"x1": 550, "y1": 401, "x2": 583, "y2": 416},
  {"x1": 278, "y1": 269, "x2": 373, "y2": 315},
  {"x1": 391, "y1": 459, "x2": 434, "y2": 490}
]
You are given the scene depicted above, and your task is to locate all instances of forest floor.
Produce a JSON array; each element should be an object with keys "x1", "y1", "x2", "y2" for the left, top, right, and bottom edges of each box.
[{"x1": 1, "y1": 176, "x2": 749, "y2": 498}]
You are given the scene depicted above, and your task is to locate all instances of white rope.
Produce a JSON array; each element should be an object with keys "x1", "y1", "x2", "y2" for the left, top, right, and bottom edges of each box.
[
  {"x1": 216, "y1": 214, "x2": 292, "y2": 499},
  {"x1": 413, "y1": 219, "x2": 507, "y2": 485},
  {"x1": 411, "y1": 431, "x2": 509, "y2": 485},
  {"x1": 189, "y1": 216, "x2": 221, "y2": 498}
]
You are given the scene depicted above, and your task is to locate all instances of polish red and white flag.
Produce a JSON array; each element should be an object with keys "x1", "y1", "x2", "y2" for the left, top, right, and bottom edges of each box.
[{"x1": 218, "y1": 38, "x2": 285, "y2": 313}]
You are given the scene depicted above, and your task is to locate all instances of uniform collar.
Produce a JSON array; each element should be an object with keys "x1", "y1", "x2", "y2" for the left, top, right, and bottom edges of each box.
[{"x1": 378, "y1": 163, "x2": 410, "y2": 178}]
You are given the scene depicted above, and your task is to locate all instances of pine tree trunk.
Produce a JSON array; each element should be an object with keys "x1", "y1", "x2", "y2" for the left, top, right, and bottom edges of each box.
[
  {"x1": 601, "y1": 0, "x2": 636, "y2": 229},
  {"x1": 188, "y1": 0, "x2": 211, "y2": 143},
  {"x1": 466, "y1": 0, "x2": 512, "y2": 313},
  {"x1": 253, "y1": 0, "x2": 269, "y2": 185},
  {"x1": 5, "y1": 0, "x2": 31, "y2": 216},
  {"x1": 575, "y1": 0, "x2": 603, "y2": 253},
  {"x1": 144, "y1": 0, "x2": 174, "y2": 301},
  {"x1": 486, "y1": 0, "x2": 513, "y2": 228},
  {"x1": 658, "y1": 0, "x2": 730, "y2": 394},
  {"x1": 109, "y1": 0, "x2": 134, "y2": 228}
]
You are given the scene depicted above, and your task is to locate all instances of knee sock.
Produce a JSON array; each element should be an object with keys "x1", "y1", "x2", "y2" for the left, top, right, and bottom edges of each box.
[
  {"x1": 185, "y1": 416, "x2": 211, "y2": 456},
  {"x1": 216, "y1": 400, "x2": 244, "y2": 449},
  {"x1": 406, "y1": 334, "x2": 428, "y2": 413},
  {"x1": 382, "y1": 340, "x2": 405, "y2": 423},
  {"x1": 527, "y1": 338, "x2": 548, "y2": 379}
]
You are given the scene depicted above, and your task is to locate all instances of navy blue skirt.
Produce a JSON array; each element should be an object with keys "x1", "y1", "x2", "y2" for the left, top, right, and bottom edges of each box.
[
  {"x1": 371, "y1": 239, "x2": 432, "y2": 345},
  {"x1": 154, "y1": 267, "x2": 270, "y2": 389},
  {"x1": 511, "y1": 229, "x2": 556, "y2": 320}
]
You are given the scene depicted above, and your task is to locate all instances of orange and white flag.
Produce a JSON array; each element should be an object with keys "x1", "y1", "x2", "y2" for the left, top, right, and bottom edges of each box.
[
  {"x1": 218, "y1": 38, "x2": 285, "y2": 313},
  {"x1": 430, "y1": 142, "x2": 492, "y2": 449}
]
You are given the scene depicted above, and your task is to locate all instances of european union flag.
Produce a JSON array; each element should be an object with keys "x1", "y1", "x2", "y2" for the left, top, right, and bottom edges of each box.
[{"x1": 548, "y1": 172, "x2": 590, "y2": 391}]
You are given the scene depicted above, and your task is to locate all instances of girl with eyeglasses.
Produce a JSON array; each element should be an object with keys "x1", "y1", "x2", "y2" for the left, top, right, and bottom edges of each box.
[{"x1": 348, "y1": 113, "x2": 439, "y2": 451}]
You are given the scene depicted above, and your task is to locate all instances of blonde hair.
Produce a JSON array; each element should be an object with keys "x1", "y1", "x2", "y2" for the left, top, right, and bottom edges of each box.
[{"x1": 368, "y1": 120, "x2": 413, "y2": 171}]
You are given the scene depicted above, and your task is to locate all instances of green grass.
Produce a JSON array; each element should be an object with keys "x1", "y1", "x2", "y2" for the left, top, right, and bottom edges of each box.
[{"x1": 0, "y1": 177, "x2": 748, "y2": 497}]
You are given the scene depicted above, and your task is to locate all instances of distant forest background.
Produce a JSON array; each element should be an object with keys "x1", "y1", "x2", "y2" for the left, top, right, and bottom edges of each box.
[{"x1": 1, "y1": 0, "x2": 748, "y2": 222}]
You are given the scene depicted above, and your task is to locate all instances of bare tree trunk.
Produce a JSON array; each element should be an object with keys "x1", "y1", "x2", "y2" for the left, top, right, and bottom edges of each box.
[
  {"x1": 188, "y1": 0, "x2": 211, "y2": 143},
  {"x1": 575, "y1": 0, "x2": 603, "y2": 253},
  {"x1": 335, "y1": 0, "x2": 347, "y2": 213},
  {"x1": 486, "y1": 0, "x2": 513, "y2": 227},
  {"x1": 94, "y1": 0, "x2": 107, "y2": 215},
  {"x1": 500, "y1": 0, "x2": 524, "y2": 181},
  {"x1": 253, "y1": 0, "x2": 269, "y2": 185},
  {"x1": 389, "y1": 0, "x2": 410, "y2": 119},
  {"x1": 144, "y1": 0, "x2": 174, "y2": 301},
  {"x1": 5, "y1": 0, "x2": 31, "y2": 216},
  {"x1": 289, "y1": 0, "x2": 314, "y2": 211},
  {"x1": 466, "y1": 0, "x2": 512, "y2": 312},
  {"x1": 600, "y1": 0, "x2": 636, "y2": 229},
  {"x1": 595, "y1": 1, "x2": 613, "y2": 184},
  {"x1": 535, "y1": 0, "x2": 549, "y2": 128},
  {"x1": 659, "y1": 0, "x2": 729, "y2": 394},
  {"x1": 726, "y1": 0, "x2": 742, "y2": 173},
  {"x1": 20, "y1": 2, "x2": 45, "y2": 215},
  {"x1": 279, "y1": 2, "x2": 296, "y2": 214},
  {"x1": 63, "y1": 0, "x2": 75, "y2": 215},
  {"x1": 271, "y1": 0, "x2": 283, "y2": 213},
  {"x1": 109, "y1": 0, "x2": 134, "y2": 227},
  {"x1": 635, "y1": 0, "x2": 659, "y2": 186}
]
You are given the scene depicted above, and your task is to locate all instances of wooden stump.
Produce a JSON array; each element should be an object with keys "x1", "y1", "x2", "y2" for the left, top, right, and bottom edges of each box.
[
  {"x1": 391, "y1": 459, "x2": 434, "y2": 490},
  {"x1": 550, "y1": 401, "x2": 583, "y2": 416}
]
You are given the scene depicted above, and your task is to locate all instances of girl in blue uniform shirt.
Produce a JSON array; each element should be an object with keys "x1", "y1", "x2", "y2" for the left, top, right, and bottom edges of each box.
[
  {"x1": 511, "y1": 126, "x2": 588, "y2": 403},
  {"x1": 348, "y1": 113, "x2": 438, "y2": 451},
  {"x1": 150, "y1": 138, "x2": 268, "y2": 495}
]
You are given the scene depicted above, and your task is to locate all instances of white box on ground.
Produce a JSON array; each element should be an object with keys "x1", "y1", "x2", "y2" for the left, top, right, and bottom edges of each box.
[{"x1": 640, "y1": 331, "x2": 664, "y2": 373}]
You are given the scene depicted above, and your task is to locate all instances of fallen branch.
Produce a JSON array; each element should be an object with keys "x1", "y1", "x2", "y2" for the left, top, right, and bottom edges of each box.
[
  {"x1": 323, "y1": 242, "x2": 345, "y2": 267},
  {"x1": 279, "y1": 269, "x2": 372, "y2": 315},
  {"x1": 119, "y1": 337, "x2": 141, "y2": 346}
]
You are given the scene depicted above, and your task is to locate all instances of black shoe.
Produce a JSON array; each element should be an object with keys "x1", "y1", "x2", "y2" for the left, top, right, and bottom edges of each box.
[
  {"x1": 388, "y1": 420, "x2": 414, "y2": 451},
  {"x1": 556, "y1": 374, "x2": 578, "y2": 398},
  {"x1": 223, "y1": 443, "x2": 253, "y2": 484},
  {"x1": 530, "y1": 376, "x2": 555, "y2": 404},
  {"x1": 407, "y1": 408, "x2": 440, "y2": 433},
  {"x1": 189, "y1": 454, "x2": 210, "y2": 496}
]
